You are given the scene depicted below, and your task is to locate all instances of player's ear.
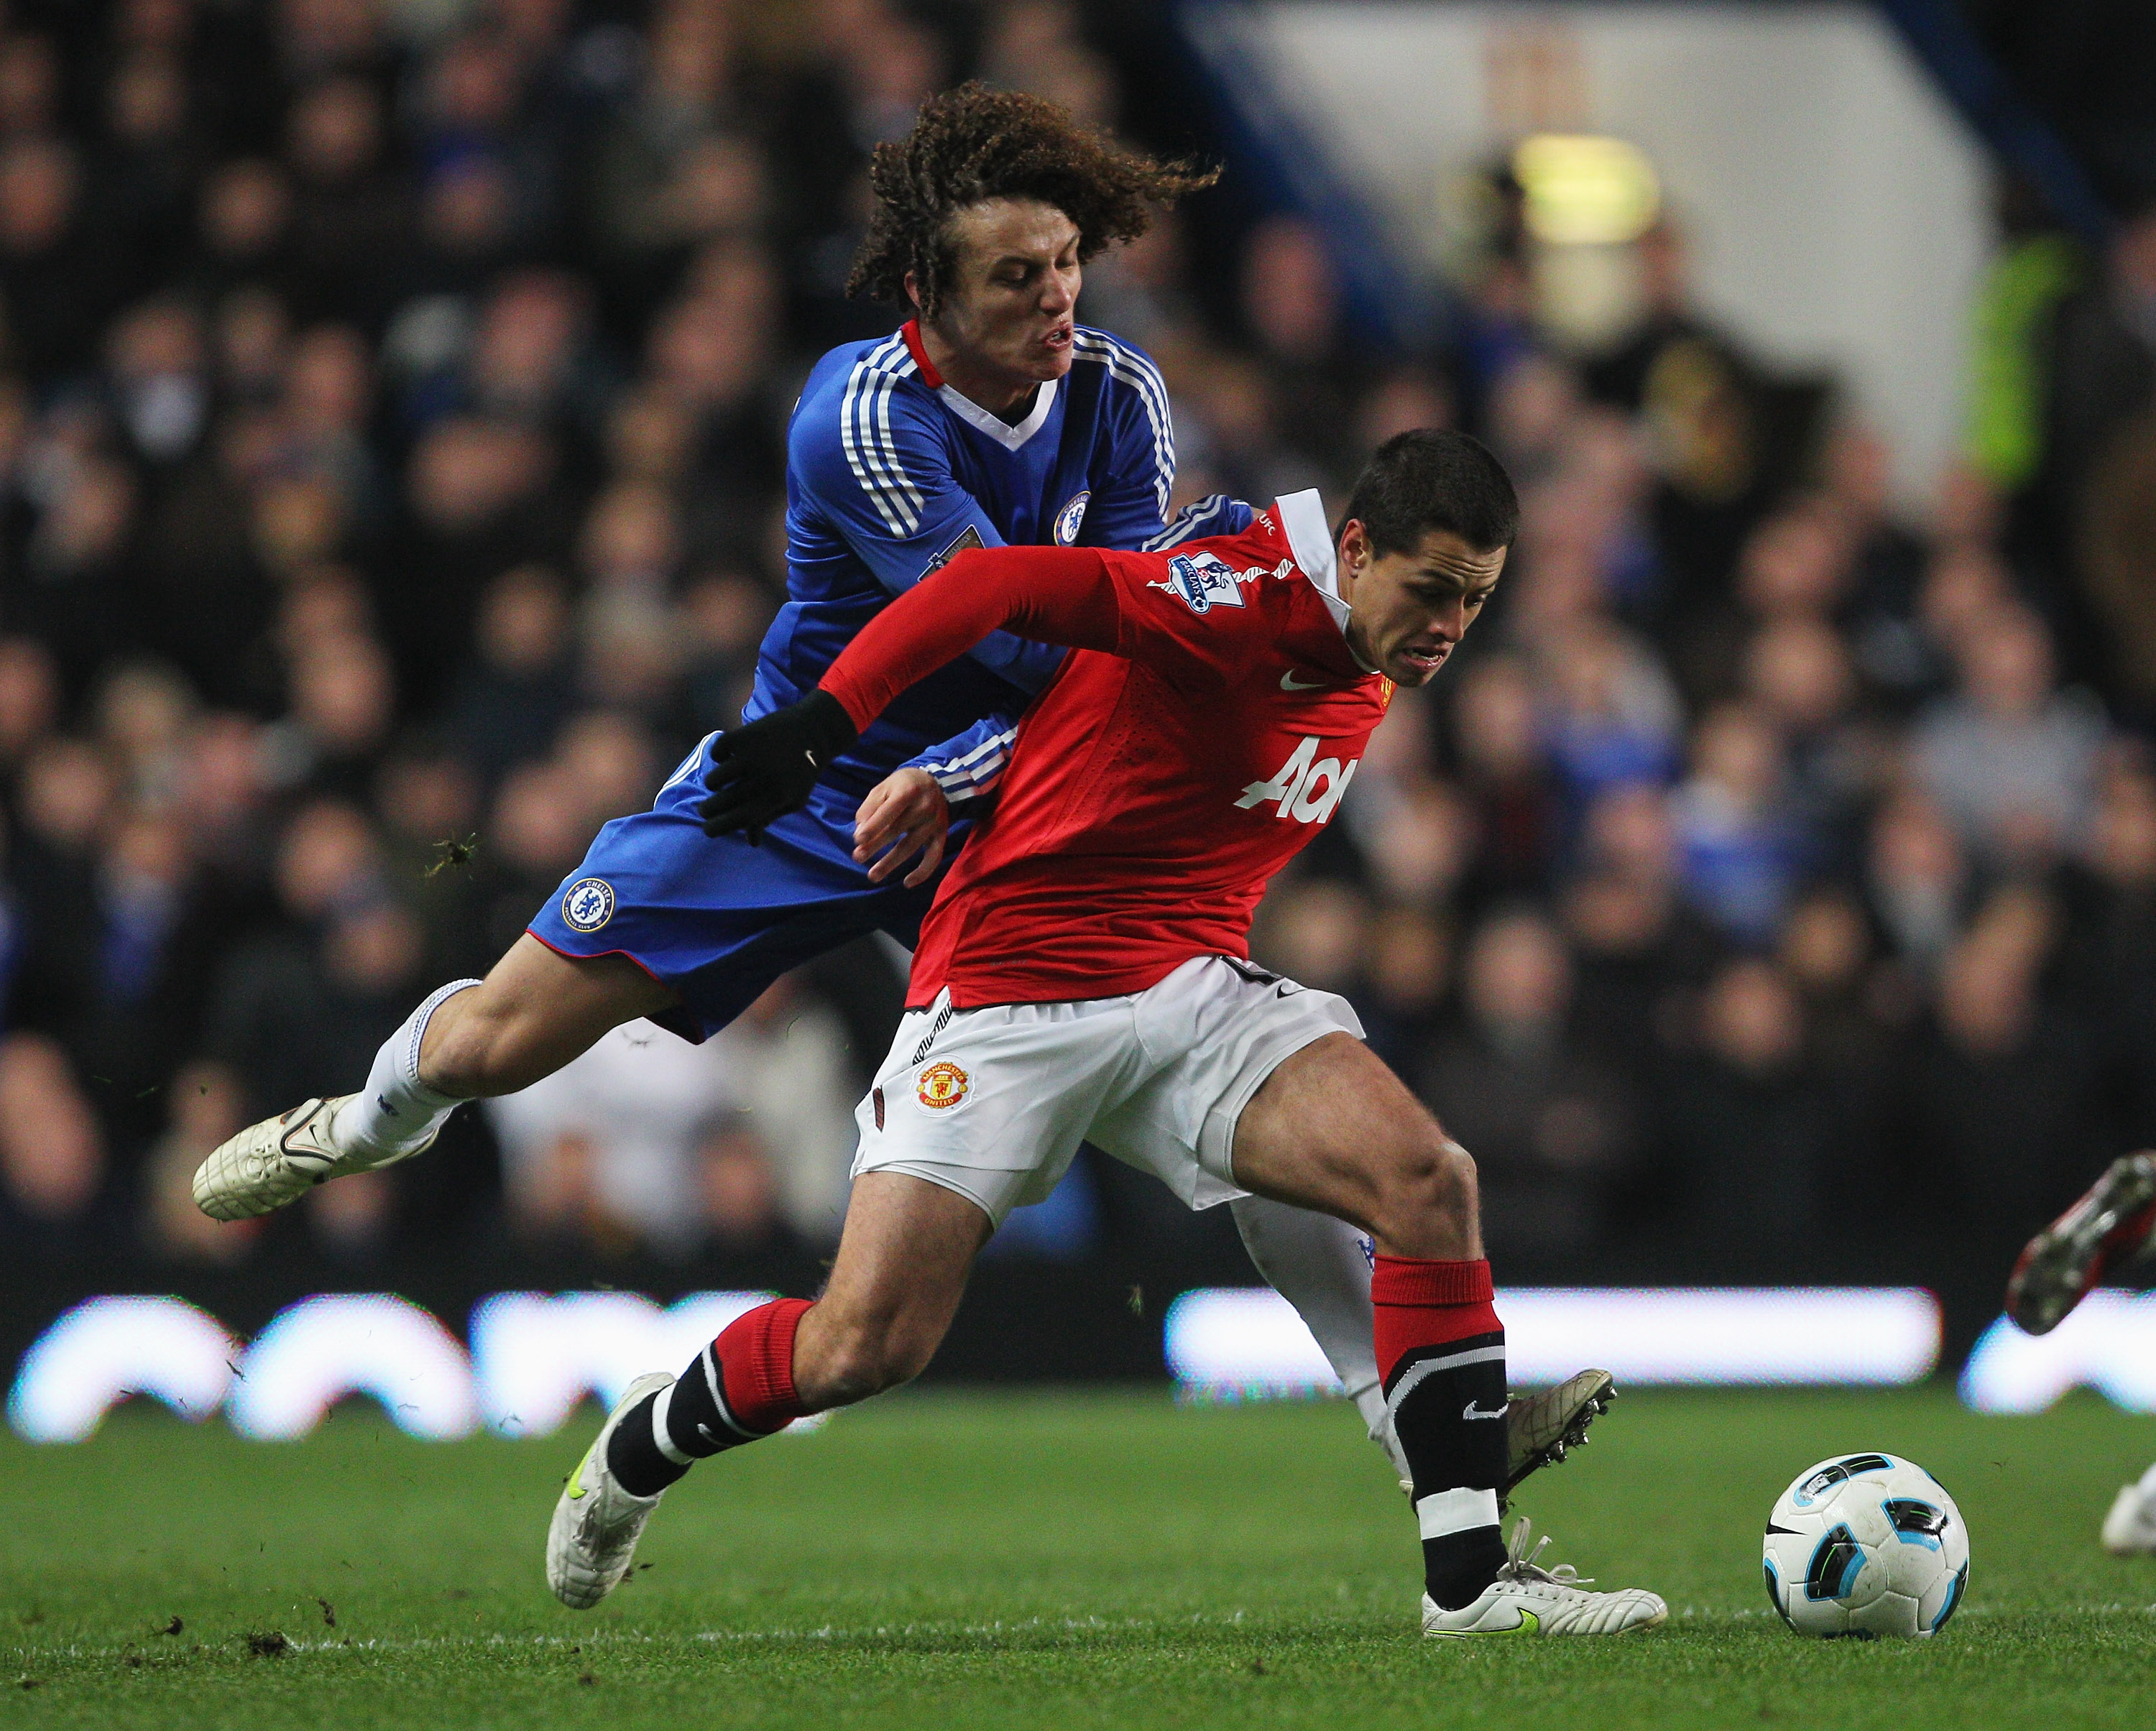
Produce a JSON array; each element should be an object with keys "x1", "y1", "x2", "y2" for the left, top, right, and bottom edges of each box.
[{"x1": 903, "y1": 270, "x2": 923, "y2": 314}]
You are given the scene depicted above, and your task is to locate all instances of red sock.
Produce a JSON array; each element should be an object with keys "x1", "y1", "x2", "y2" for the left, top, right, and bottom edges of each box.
[
  {"x1": 713, "y1": 1297, "x2": 814, "y2": 1434},
  {"x1": 1371, "y1": 1256, "x2": 1501, "y2": 1388}
]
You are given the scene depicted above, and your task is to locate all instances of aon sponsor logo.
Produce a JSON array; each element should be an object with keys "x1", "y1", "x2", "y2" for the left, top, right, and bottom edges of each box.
[{"x1": 1235, "y1": 736, "x2": 1359, "y2": 823}]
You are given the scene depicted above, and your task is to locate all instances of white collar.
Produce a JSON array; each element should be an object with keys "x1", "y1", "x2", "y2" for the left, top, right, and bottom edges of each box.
[
  {"x1": 1273, "y1": 490, "x2": 1367, "y2": 663},
  {"x1": 936, "y1": 377, "x2": 1058, "y2": 451}
]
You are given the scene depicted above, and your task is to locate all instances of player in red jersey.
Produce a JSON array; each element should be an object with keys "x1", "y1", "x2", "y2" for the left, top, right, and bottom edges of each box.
[{"x1": 545, "y1": 431, "x2": 1664, "y2": 1637}]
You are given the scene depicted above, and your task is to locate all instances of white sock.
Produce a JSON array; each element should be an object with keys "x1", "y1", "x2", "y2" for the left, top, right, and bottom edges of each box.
[
  {"x1": 330, "y1": 979, "x2": 484, "y2": 1159},
  {"x1": 1229, "y1": 1192, "x2": 1411, "y2": 1480}
]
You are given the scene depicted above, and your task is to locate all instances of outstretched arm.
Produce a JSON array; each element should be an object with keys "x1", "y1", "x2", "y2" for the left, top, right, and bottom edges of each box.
[
  {"x1": 820, "y1": 546, "x2": 1122, "y2": 731},
  {"x1": 699, "y1": 546, "x2": 1126, "y2": 839}
]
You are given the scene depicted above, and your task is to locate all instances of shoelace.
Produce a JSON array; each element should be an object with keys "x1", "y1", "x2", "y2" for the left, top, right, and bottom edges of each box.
[{"x1": 1496, "y1": 1518, "x2": 1593, "y2": 1588}]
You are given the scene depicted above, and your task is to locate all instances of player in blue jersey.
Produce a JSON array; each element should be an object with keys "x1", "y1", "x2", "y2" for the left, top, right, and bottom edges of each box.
[{"x1": 191, "y1": 86, "x2": 1610, "y2": 1498}]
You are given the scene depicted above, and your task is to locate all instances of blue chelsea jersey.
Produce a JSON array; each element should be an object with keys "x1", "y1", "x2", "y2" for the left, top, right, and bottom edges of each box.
[{"x1": 750, "y1": 321, "x2": 1247, "y2": 817}]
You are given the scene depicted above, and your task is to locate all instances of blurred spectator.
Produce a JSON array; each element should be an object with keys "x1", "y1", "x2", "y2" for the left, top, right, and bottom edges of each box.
[
  {"x1": 1886, "y1": 890, "x2": 2100, "y2": 1262},
  {"x1": 142, "y1": 1060, "x2": 255, "y2": 1263},
  {"x1": 485, "y1": 978, "x2": 854, "y2": 1258},
  {"x1": 285, "y1": 75, "x2": 410, "y2": 327},
  {"x1": 1654, "y1": 958, "x2": 1834, "y2": 1245},
  {"x1": 1777, "y1": 885, "x2": 1890, "y2": 1087},
  {"x1": 0, "y1": 636, "x2": 57, "y2": 782},
  {"x1": 1252, "y1": 877, "x2": 1368, "y2": 999},
  {"x1": 1450, "y1": 653, "x2": 1559, "y2": 902},
  {"x1": 1532, "y1": 617, "x2": 1683, "y2": 809},
  {"x1": 450, "y1": 563, "x2": 573, "y2": 782},
  {"x1": 0, "y1": 1031, "x2": 110, "y2": 1243},
  {"x1": 1671, "y1": 700, "x2": 1805, "y2": 946},
  {"x1": 1358, "y1": 905, "x2": 1452, "y2": 1076},
  {"x1": 707, "y1": 974, "x2": 861, "y2": 1247},
  {"x1": 1912, "y1": 606, "x2": 2106, "y2": 866},
  {"x1": 1867, "y1": 790, "x2": 1968, "y2": 974},
  {"x1": 1419, "y1": 908, "x2": 1634, "y2": 1255}
]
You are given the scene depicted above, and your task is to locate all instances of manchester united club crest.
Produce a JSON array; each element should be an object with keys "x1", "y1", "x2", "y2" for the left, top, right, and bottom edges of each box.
[
  {"x1": 916, "y1": 1060, "x2": 971, "y2": 1111},
  {"x1": 561, "y1": 877, "x2": 615, "y2": 932}
]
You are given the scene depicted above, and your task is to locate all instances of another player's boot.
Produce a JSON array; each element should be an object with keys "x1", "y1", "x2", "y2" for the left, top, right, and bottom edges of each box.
[
  {"x1": 1393, "y1": 1370, "x2": 1618, "y2": 1502},
  {"x1": 190, "y1": 1097, "x2": 439, "y2": 1221},
  {"x1": 1503, "y1": 1370, "x2": 1615, "y2": 1497},
  {"x1": 547, "y1": 1372, "x2": 674, "y2": 1609},
  {"x1": 1423, "y1": 1518, "x2": 1667, "y2": 1638},
  {"x1": 193, "y1": 977, "x2": 481, "y2": 1222},
  {"x1": 2006, "y1": 1152, "x2": 2156, "y2": 1335}
]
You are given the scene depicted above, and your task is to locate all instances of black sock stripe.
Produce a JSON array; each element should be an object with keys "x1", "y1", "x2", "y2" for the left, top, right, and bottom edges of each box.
[
  {"x1": 1382, "y1": 1331, "x2": 1506, "y2": 1405},
  {"x1": 700, "y1": 1344, "x2": 763, "y2": 1444}
]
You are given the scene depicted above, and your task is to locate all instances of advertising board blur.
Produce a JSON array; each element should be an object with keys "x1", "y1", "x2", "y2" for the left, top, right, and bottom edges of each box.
[{"x1": 12, "y1": 1282, "x2": 2145, "y2": 1442}]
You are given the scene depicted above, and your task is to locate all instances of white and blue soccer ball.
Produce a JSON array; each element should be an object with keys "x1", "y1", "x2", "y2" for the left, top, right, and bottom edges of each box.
[{"x1": 1761, "y1": 1453, "x2": 1970, "y2": 1638}]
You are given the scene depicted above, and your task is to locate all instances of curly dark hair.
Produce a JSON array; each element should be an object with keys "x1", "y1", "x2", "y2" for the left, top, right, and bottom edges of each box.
[{"x1": 847, "y1": 83, "x2": 1218, "y2": 317}]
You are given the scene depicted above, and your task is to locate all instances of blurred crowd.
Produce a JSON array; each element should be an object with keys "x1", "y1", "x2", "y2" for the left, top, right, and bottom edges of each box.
[{"x1": 0, "y1": 0, "x2": 2149, "y2": 1284}]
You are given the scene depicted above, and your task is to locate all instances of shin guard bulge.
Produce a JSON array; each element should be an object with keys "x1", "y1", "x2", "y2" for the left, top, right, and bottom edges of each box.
[{"x1": 1373, "y1": 1255, "x2": 1508, "y2": 1609}]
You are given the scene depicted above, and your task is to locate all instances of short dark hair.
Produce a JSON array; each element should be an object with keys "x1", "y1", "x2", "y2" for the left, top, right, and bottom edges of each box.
[
  {"x1": 847, "y1": 83, "x2": 1218, "y2": 318},
  {"x1": 1339, "y1": 429, "x2": 1519, "y2": 556}
]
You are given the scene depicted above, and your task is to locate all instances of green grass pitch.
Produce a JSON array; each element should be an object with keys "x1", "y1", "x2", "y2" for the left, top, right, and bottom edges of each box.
[{"x1": 6, "y1": 1385, "x2": 2156, "y2": 1728}]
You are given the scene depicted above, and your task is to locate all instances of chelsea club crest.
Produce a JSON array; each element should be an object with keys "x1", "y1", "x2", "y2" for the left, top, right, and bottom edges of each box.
[
  {"x1": 561, "y1": 877, "x2": 615, "y2": 933},
  {"x1": 1053, "y1": 491, "x2": 1090, "y2": 545}
]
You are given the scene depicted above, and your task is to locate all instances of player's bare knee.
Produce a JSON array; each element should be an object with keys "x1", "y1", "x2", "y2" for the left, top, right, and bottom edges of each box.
[{"x1": 1372, "y1": 1132, "x2": 1476, "y2": 1244}]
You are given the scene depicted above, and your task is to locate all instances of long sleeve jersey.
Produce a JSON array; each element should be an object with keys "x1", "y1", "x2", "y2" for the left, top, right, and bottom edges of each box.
[{"x1": 819, "y1": 489, "x2": 1393, "y2": 1007}]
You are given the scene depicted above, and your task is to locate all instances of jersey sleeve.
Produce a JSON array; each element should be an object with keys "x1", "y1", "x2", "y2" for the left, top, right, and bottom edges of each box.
[
  {"x1": 900, "y1": 711, "x2": 1021, "y2": 805},
  {"x1": 819, "y1": 535, "x2": 1310, "y2": 730},
  {"x1": 820, "y1": 546, "x2": 1123, "y2": 730},
  {"x1": 1141, "y1": 493, "x2": 1257, "y2": 551},
  {"x1": 791, "y1": 376, "x2": 1066, "y2": 695}
]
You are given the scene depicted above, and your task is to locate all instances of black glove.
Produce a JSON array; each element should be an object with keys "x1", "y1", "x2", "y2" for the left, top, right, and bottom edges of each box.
[{"x1": 700, "y1": 690, "x2": 860, "y2": 839}]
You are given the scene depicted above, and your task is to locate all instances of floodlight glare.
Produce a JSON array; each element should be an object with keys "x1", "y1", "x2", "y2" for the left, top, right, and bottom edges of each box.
[{"x1": 1512, "y1": 134, "x2": 1662, "y2": 246}]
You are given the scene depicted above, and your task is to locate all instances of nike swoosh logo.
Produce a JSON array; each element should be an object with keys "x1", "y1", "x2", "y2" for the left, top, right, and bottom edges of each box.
[
  {"x1": 566, "y1": 1440, "x2": 596, "y2": 1500},
  {"x1": 1280, "y1": 670, "x2": 1330, "y2": 691},
  {"x1": 1438, "y1": 1607, "x2": 1538, "y2": 1638},
  {"x1": 1463, "y1": 1400, "x2": 1509, "y2": 1421}
]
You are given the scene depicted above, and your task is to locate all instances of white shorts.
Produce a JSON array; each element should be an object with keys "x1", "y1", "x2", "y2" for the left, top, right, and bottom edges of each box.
[{"x1": 850, "y1": 956, "x2": 1364, "y2": 1226}]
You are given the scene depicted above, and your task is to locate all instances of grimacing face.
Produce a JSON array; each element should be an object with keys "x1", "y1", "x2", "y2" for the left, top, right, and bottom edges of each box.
[
  {"x1": 908, "y1": 197, "x2": 1081, "y2": 414},
  {"x1": 1337, "y1": 519, "x2": 1506, "y2": 686}
]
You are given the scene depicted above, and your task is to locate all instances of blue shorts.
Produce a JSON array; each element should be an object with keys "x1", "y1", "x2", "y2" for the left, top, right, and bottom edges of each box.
[{"x1": 526, "y1": 734, "x2": 952, "y2": 1043}]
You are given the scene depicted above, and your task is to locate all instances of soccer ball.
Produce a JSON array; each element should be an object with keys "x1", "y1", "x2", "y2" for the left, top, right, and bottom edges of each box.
[{"x1": 1761, "y1": 1453, "x2": 1970, "y2": 1638}]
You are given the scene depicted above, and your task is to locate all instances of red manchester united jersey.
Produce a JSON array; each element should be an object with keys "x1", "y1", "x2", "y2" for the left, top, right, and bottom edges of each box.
[{"x1": 819, "y1": 490, "x2": 1392, "y2": 1008}]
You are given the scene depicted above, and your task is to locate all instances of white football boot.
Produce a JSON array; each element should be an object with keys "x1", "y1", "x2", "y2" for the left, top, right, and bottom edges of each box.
[
  {"x1": 1423, "y1": 1518, "x2": 1667, "y2": 1638},
  {"x1": 548, "y1": 1372, "x2": 675, "y2": 1610},
  {"x1": 191, "y1": 1095, "x2": 439, "y2": 1221},
  {"x1": 2101, "y1": 1480, "x2": 2156, "y2": 1555}
]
